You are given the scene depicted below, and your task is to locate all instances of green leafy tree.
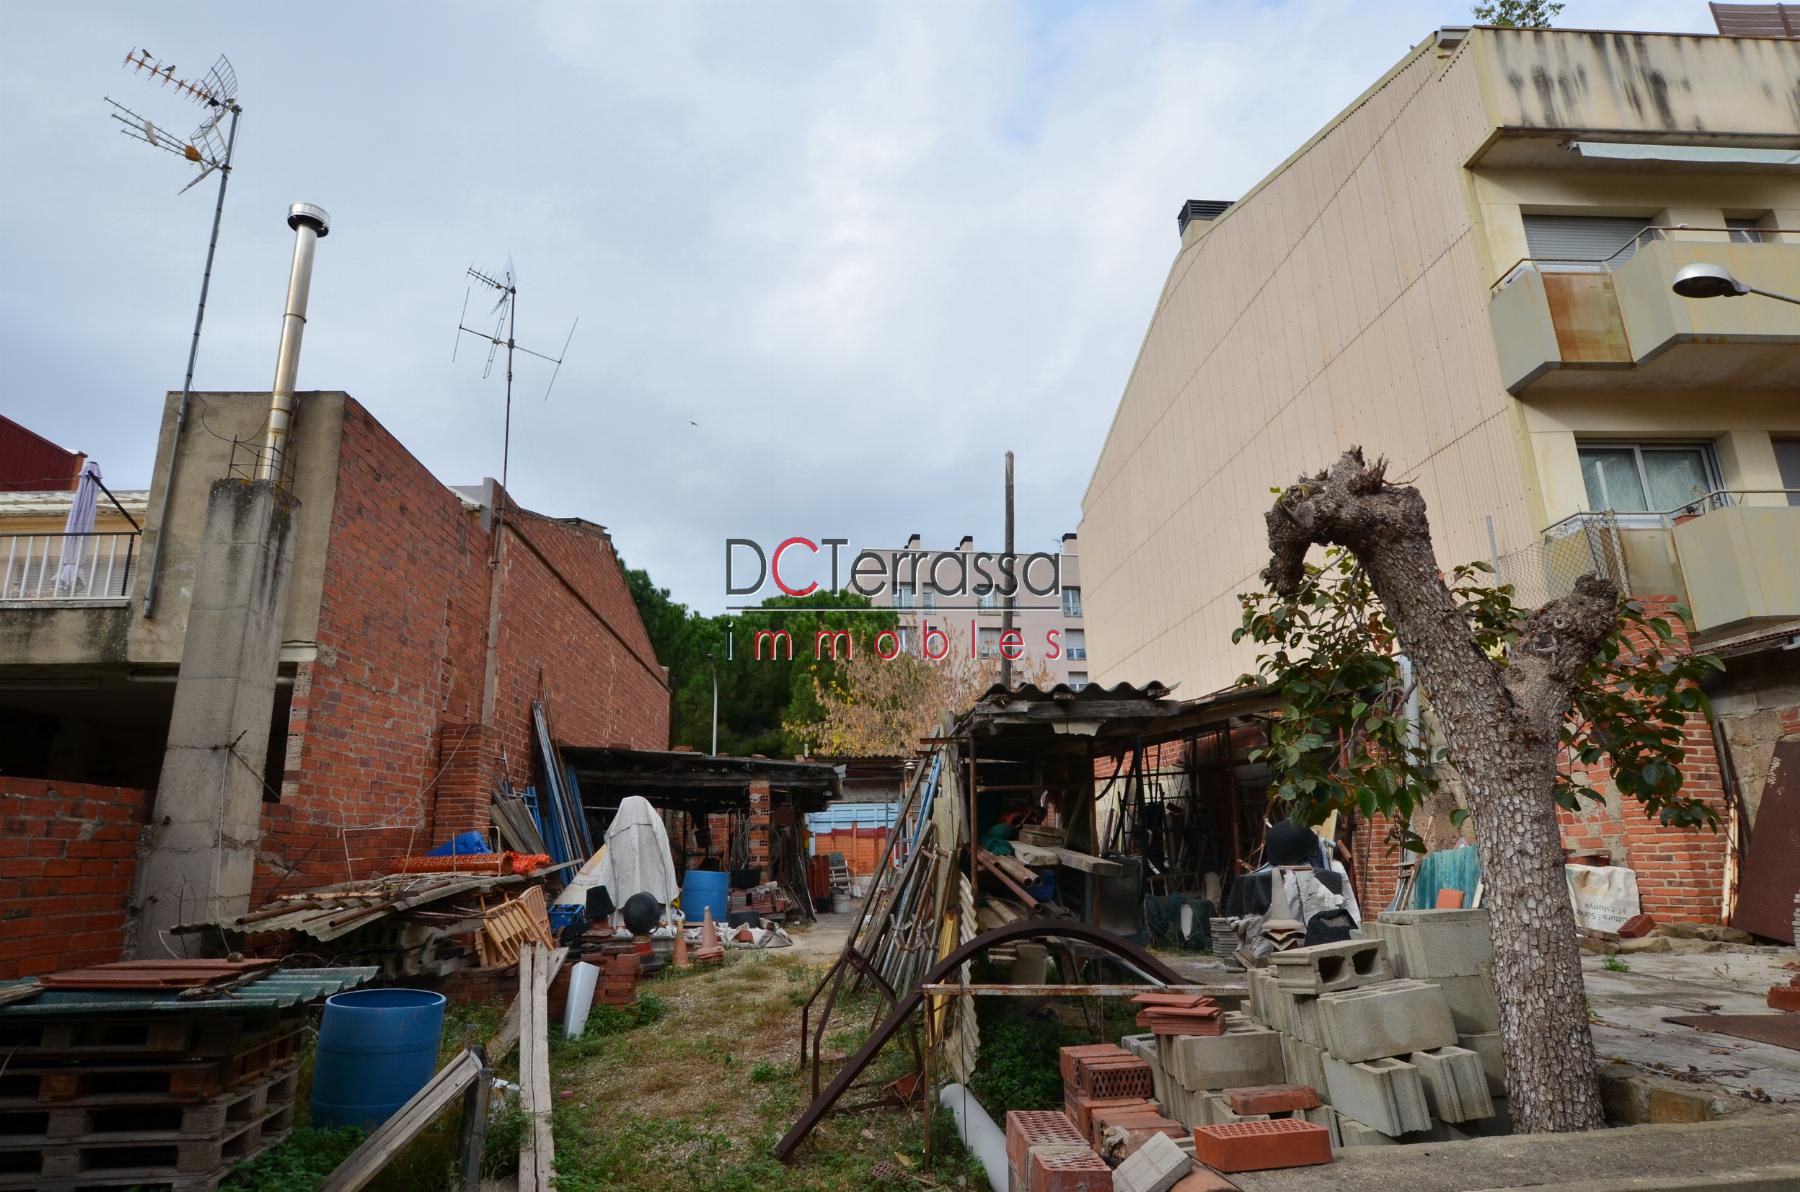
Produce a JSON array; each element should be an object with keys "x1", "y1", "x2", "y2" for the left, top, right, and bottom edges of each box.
[
  {"x1": 1472, "y1": 0, "x2": 1563, "y2": 28},
  {"x1": 1235, "y1": 549, "x2": 1721, "y2": 849},
  {"x1": 623, "y1": 565, "x2": 893, "y2": 756}
]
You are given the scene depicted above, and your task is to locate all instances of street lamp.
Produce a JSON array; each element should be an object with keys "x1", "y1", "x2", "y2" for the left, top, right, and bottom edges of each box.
[
  {"x1": 706, "y1": 652, "x2": 719, "y2": 757},
  {"x1": 1670, "y1": 262, "x2": 1800, "y2": 305}
]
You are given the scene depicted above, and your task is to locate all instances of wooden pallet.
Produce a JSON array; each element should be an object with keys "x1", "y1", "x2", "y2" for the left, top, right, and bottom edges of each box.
[
  {"x1": 0, "y1": 1065, "x2": 296, "y2": 1143},
  {"x1": 0, "y1": 1023, "x2": 303, "y2": 1104},
  {"x1": 0, "y1": 1097, "x2": 293, "y2": 1187},
  {"x1": 478, "y1": 887, "x2": 554, "y2": 966},
  {"x1": 0, "y1": 1009, "x2": 295, "y2": 1060}
]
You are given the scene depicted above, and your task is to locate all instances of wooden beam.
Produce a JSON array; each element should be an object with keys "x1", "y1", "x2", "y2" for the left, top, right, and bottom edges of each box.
[
  {"x1": 1010, "y1": 842, "x2": 1124, "y2": 877},
  {"x1": 485, "y1": 945, "x2": 570, "y2": 1061},
  {"x1": 518, "y1": 944, "x2": 555, "y2": 1192},
  {"x1": 319, "y1": 1049, "x2": 485, "y2": 1192}
]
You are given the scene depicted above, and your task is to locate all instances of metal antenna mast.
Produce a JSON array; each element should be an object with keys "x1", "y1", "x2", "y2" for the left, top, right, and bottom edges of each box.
[
  {"x1": 453, "y1": 262, "x2": 577, "y2": 535},
  {"x1": 108, "y1": 49, "x2": 242, "y2": 618}
]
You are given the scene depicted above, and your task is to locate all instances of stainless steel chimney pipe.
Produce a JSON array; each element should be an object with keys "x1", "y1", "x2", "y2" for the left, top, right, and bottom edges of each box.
[{"x1": 256, "y1": 203, "x2": 331, "y2": 482}]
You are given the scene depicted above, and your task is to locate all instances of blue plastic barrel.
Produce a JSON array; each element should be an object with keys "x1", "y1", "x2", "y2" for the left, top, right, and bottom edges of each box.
[
  {"x1": 310, "y1": 988, "x2": 447, "y2": 1130},
  {"x1": 680, "y1": 869, "x2": 730, "y2": 923}
]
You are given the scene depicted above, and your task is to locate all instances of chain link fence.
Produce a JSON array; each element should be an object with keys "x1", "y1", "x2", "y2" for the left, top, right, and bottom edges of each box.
[{"x1": 1493, "y1": 511, "x2": 1630, "y2": 609}]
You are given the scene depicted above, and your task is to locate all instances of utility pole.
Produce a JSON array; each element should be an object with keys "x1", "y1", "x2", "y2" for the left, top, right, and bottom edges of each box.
[{"x1": 1001, "y1": 450, "x2": 1015, "y2": 690}]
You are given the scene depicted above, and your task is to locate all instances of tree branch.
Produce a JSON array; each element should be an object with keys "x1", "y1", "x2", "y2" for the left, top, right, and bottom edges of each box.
[{"x1": 1500, "y1": 573, "x2": 1618, "y2": 737}]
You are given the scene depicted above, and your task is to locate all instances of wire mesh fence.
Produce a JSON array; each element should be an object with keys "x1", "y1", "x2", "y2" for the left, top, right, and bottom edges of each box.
[{"x1": 1492, "y1": 510, "x2": 1629, "y2": 609}]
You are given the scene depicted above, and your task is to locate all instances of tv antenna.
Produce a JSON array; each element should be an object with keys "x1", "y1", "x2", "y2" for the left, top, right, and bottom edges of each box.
[
  {"x1": 106, "y1": 48, "x2": 243, "y2": 620},
  {"x1": 453, "y1": 261, "x2": 578, "y2": 517}
]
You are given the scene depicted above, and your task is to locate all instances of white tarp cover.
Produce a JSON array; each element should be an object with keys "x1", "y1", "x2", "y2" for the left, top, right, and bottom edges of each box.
[
  {"x1": 592, "y1": 796, "x2": 678, "y2": 915},
  {"x1": 57, "y1": 460, "x2": 101, "y2": 591},
  {"x1": 1566, "y1": 863, "x2": 1642, "y2": 933}
]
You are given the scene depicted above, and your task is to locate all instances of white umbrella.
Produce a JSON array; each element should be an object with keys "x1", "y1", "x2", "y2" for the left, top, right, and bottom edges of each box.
[{"x1": 56, "y1": 460, "x2": 101, "y2": 592}]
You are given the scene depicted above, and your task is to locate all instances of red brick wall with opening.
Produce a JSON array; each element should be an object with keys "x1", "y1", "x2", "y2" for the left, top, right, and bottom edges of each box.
[{"x1": 0, "y1": 778, "x2": 152, "y2": 978}]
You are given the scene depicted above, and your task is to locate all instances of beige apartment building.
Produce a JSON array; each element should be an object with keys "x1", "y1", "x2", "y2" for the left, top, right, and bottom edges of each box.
[
  {"x1": 868, "y1": 532, "x2": 1090, "y2": 687},
  {"x1": 1079, "y1": 22, "x2": 1800, "y2": 934}
]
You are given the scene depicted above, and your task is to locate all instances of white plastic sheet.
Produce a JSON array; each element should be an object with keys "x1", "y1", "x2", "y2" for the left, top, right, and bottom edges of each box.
[
  {"x1": 591, "y1": 796, "x2": 678, "y2": 920},
  {"x1": 562, "y1": 962, "x2": 599, "y2": 1038}
]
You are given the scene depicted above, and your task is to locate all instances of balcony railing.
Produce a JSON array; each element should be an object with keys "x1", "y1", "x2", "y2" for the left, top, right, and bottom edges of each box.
[
  {"x1": 1497, "y1": 492, "x2": 1800, "y2": 632},
  {"x1": 1, "y1": 532, "x2": 138, "y2": 603},
  {"x1": 1489, "y1": 228, "x2": 1800, "y2": 394}
]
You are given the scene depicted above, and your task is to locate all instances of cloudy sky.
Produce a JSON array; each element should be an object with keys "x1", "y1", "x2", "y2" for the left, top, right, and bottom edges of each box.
[{"x1": 2, "y1": 1, "x2": 1709, "y2": 613}]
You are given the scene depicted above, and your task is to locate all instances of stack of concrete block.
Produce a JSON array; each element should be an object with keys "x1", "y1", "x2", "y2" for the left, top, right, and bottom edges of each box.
[
  {"x1": 1234, "y1": 933, "x2": 1506, "y2": 1148},
  {"x1": 1371, "y1": 908, "x2": 1506, "y2": 1101},
  {"x1": 1142, "y1": 1012, "x2": 1286, "y2": 1131}
]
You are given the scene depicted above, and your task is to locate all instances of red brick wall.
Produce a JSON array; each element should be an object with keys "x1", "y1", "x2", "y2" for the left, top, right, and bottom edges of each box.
[
  {"x1": 255, "y1": 401, "x2": 668, "y2": 900},
  {"x1": 0, "y1": 778, "x2": 152, "y2": 978}
]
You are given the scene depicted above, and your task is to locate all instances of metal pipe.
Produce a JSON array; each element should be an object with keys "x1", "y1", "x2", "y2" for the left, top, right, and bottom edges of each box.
[
  {"x1": 256, "y1": 203, "x2": 331, "y2": 482},
  {"x1": 142, "y1": 103, "x2": 241, "y2": 618}
]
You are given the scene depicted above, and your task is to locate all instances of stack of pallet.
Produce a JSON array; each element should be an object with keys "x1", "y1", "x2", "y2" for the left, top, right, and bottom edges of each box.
[
  {"x1": 0, "y1": 1007, "x2": 304, "y2": 1190},
  {"x1": 476, "y1": 887, "x2": 556, "y2": 966}
]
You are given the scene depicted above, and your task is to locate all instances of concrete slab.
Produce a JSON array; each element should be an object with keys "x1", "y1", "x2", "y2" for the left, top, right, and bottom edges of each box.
[
  {"x1": 1583, "y1": 949, "x2": 1800, "y2": 1110},
  {"x1": 1227, "y1": 1115, "x2": 1800, "y2": 1191},
  {"x1": 1376, "y1": 908, "x2": 1493, "y2": 979}
]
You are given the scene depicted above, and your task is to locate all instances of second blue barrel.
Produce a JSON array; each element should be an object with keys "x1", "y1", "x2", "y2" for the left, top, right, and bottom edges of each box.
[
  {"x1": 310, "y1": 988, "x2": 447, "y2": 1130},
  {"x1": 680, "y1": 868, "x2": 730, "y2": 923}
]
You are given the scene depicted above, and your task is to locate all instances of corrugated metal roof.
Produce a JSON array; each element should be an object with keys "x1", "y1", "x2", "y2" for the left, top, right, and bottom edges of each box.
[
  {"x1": 176, "y1": 873, "x2": 528, "y2": 943},
  {"x1": 973, "y1": 680, "x2": 1176, "y2": 704},
  {"x1": 0, "y1": 966, "x2": 375, "y2": 1016}
]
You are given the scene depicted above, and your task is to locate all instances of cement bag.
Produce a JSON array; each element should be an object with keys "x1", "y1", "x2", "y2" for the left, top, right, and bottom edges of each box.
[{"x1": 1566, "y1": 864, "x2": 1641, "y2": 933}]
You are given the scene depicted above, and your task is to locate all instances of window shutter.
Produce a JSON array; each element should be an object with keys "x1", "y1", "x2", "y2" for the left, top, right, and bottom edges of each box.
[{"x1": 1522, "y1": 216, "x2": 1651, "y2": 267}]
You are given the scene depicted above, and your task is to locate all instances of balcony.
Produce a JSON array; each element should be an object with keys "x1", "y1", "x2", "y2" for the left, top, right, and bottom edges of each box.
[
  {"x1": 2, "y1": 532, "x2": 138, "y2": 605},
  {"x1": 1498, "y1": 494, "x2": 1800, "y2": 636},
  {"x1": 1489, "y1": 231, "x2": 1800, "y2": 396}
]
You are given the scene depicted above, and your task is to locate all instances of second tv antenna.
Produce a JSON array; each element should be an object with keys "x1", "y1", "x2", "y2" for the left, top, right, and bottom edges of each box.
[{"x1": 453, "y1": 261, "x2": 578, "y2": 508}]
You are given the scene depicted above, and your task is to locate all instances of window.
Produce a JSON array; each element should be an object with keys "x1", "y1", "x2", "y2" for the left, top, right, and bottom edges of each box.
[
  {"x1": 1775, "y1": 440, "x2": 1800, "y2": 508},
  {"x1": 1578, "y1": 442, "x2": 1719, "y2": 514},
  {"x1": 1067, "y1": 672, "x2": 1089, "y2": 692},
  {"x1": 977, "y1": 591, "x2": 997, "y2": 611},
  {"x1": 893, "y1": 586, "x2": 914, "y2": 609},
  {"x1": 897, "y1": 627, "x2": 911, "y2": 652},
  {"x1": 1062, "y1": 587, "x2": 1083, "y2": 618},
  {"x1": 922, "y1": 589, "x2": 935, "y2": 611},
  {"x1": 977, "y1": 628, "x2": 999, "y2": 659},
  {"x1": 1727, "y1": 217, "x2": 1766, "y2": 245},
  {"x1": 1064, "y1": 628, "x2": 1086, "y2": 661},
  {"x1": 1523, "y1": 215, "x2": 1653, "y2": 271}
]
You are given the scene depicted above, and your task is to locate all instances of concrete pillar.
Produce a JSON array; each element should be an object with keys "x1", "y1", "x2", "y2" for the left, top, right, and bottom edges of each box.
[{"x1": 131, "y1": 479, "x2": 298, "y2": 953}]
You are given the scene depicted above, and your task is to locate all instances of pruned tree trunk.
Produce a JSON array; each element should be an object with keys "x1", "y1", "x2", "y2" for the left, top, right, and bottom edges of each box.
[{"x1": 1263, "y1": 448, "x2": 1610, "y2": 1133}]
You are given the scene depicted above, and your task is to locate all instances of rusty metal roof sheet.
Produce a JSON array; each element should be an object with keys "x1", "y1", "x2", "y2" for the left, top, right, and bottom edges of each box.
[
  {"x1": 972, "y1": 680, "x2": 1177, "y2": 704},
  {"x1": 174, "y1": 873, "x2": 529, "y2": 943}
]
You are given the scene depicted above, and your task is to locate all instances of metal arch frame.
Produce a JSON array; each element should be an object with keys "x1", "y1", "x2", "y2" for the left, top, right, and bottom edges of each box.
[{"x1": 773, "y1": 918, "x2": 1186, "y2": 1162}]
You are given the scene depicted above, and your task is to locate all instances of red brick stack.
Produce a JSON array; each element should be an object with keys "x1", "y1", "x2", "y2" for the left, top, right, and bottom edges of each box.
[
  {"x1": 1130, "y1": 991, "x2": 1223, "y2": 1036},
  {"x1": 597, "y1": 948, "x2": 641, "y2": 1007},
  {"x1": 1003, "y1": 1108, "x2": 1110, "y2": 1192},
  {"x1": 1058, "y1": 1043, "x2": 1182, "y2": 1161}
]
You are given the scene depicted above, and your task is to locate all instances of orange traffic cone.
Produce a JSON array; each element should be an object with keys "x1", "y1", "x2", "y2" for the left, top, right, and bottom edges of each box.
[
  {"x1": 700, "y1": 907, "x2": 721, "y2": 952},
  {"x1": 672, "y1": 920, "x2": 692, "y2": 969}
]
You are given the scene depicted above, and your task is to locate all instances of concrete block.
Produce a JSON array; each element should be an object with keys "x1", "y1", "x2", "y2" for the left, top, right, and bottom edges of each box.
[
  {"x1": 1409, "y1": 1046, "x2": 1496, "y2": 1123},
  {"x1": 1321, "y1": 1055, "x2": 1432, "y2": 1137},
  {"x1": 1457, "y1": 1031, "x2": 1507, "y2": 1097},
  {"x1": 1158, "y1": 1078, "x2": 1207, "y2": 1130},
  {"x1": 1122, "y1": 1034, "x2": 1167, "y2": 1107},
  {"x1": 1376, "y1": 908, "x2": 1492, "y2": 978},
  {"x1": 1298, "y1": 1104, "x2": 1340, "y2": 1148},
  {"x1": 1269, "y1": 938, "x2": 1391, "y2": 993},
  {"x1": 1197, "y1": 1091, "x2": 1270, "y2": 1127},
  {"x1": 1279, "y1": 1034, "x2": 1328, "y2": 1101},
  {"x1": 1162, "y1": 1021, "x2": 1284, "y2": 1092},
  {"x1": 1431, "y1": 970, "x2": 1501, "y2": 1033},
  {"x1": 1334, "y1": 1110, "x2": 1399, "y2": 1147},
  {"x1": 1267, "y1": 984, "x2": 1323, "y2": 1046},
  {"x1": 1112, "y1": 1131, "x2": 1191, "y2": 1192},
  {"x1": 1317, "y1": 979, "x2": 1456, "y2": 1062}
]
